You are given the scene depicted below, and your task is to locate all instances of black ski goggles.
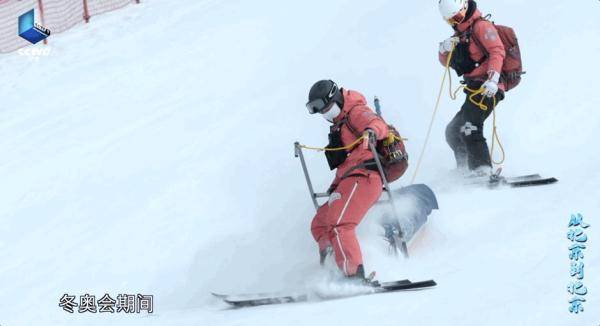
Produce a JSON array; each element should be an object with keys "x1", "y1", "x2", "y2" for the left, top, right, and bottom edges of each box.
[
  {"x1": 306, "y1": 98, "x2": 334, "y2": 114},
  {"x1": 306, "y1": 81, "x2": 339, "y2": 114}
]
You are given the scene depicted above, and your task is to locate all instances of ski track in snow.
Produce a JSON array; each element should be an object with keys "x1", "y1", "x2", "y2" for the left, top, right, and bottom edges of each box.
[{"x1": 1, "y1": 0, "x2": 599, "y2": 325}]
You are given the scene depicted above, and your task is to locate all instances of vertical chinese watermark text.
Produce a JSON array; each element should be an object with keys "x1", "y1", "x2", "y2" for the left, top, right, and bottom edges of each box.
[{"x1": 567, "y1": 213, "x2": 590, "y2": 314}]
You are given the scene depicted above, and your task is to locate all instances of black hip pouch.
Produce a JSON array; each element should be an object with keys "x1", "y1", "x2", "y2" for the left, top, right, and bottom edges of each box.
[
  {"x1": 450, "y1": 42, "x2": 479, "y2": 76},
  {"x1": 325, "y1": 130, "x2": 348, "y2": 170}
]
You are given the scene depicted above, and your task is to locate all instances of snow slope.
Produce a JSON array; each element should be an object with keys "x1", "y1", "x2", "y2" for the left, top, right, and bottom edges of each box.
[{"x1": 0, "y1": 0, "x2": 599, "y2": 325}]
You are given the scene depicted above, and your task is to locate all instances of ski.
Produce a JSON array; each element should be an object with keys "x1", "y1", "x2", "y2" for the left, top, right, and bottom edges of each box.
[
  {"x1": 488, "y1": 174, "x2": 558, "y2": 188},
  {"x1": 505, "y1": 177, "x2": 558, "y2": 187},
  {"x1": 378, "y1": 279, "x2": 437, "y2": 291},
  {"x1": 505, "y1": 174, "x2": 541, "y2": 182},
  {"x1": 223, "y1": 294, "x2": 309, "y2": 307},
  {"x1": 211, "y1": 290, "x2": 297, "y2": 301},
  {"x1": 377, "y1": 278, "x2": 411, "y2": 287},
  {"x1": 466, "y1": 171, "x2": 557, "y2": 188},
  {"x1": 493, "y1": 168, "x2": 557, "y2": 187},
  {"x1": 214, "y1": 279, "x2": 436, "y2": 308},
  {"x1": 211, "y1": 292, "x2": 229, "y2": 299}
]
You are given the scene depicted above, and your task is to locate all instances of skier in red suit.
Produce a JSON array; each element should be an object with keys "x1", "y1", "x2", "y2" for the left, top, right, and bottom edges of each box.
[
  {"x1": 438, "y1": 0, "x2": 506, "y2": 173},
  {"x1": 305, "y1": 80, "x2": 388, "y2": 280}
]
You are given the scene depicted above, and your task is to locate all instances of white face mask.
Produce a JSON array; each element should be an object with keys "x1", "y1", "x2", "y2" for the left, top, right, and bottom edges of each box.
[{"x1": 322, "y1": 103, "x2": 341, "y2": 122}]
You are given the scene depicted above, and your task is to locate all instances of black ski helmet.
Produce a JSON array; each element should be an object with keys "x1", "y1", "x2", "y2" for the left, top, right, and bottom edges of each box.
[{"x1": 306, "y1": 79, "x2": 344, "y2": 114}]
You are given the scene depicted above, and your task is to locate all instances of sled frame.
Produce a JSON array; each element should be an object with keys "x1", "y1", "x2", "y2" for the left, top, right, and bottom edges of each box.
[{"x1": 294, "y1": 142, "x2": 409, "y2": 258}]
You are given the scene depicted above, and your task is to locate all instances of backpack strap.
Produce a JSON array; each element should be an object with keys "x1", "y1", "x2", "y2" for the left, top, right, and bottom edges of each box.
[
  {"x1": 340, "y1": 159, "x2": 378, "y2": 180},
  {"x1": 468, "y1": 15, "x2": 492, "y2": 59},
  {"x1": 461, "y1": 16, "x2": 492, "y2": 84},
  {"x1": 334, "y1": 104, "x2": 362, "y2": 138},
  {"x1": 336, "y1": 105, "x2": 385, "y2": 180}
]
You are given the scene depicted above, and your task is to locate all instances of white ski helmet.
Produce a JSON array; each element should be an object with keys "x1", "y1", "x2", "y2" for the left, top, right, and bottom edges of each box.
[{"x1": 438, "y1": 0, "x2": 468, "y2": 20}]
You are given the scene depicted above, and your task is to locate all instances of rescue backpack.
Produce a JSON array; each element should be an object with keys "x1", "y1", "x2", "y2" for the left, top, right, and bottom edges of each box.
[
  {"x1": 325, "y1": 110, "x2": 408, "y2": 183},
  {"x1": 372, "y1": 125, "x2": 408, "y2": 183},
  {"x1": 470, "y1": 17, "x2": 524, "y2": 91}
]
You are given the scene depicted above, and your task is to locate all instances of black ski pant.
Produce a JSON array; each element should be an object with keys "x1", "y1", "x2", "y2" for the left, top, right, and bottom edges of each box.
[{"x1": 445, "y1": 89, "x2": 504, "y2": 171}]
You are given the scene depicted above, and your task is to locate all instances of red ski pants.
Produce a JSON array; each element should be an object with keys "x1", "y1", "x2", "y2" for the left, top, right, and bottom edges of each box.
[{"x1": 310, "y1": 173, "x2": 382, "y2": 276}]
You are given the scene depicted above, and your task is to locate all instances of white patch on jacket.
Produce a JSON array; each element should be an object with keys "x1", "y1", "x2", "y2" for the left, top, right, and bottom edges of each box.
[{"x1": 328, "y1": 192, "x2": 342, "y2": 206}]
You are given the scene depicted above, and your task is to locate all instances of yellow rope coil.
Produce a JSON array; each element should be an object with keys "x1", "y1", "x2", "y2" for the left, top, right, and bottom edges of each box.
[{"x1": 446, "y1": 64, "x2": 505, "y2": 165}]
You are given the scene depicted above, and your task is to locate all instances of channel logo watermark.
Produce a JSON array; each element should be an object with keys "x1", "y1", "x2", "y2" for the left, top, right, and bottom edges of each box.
[
  {"x1": 18, "y1": 9, "x2": 51, "y2": 44},
  {"x1": 17, "y1": 47, "x2": 51, "y2": 62}
]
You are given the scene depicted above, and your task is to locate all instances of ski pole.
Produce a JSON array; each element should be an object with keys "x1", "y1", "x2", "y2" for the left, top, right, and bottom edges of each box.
[
  {"x1": 370, "y1": 96, "x2": 409, "y2": 257},
  {"x1": 368, "y1": 141, "x2": 409, "y2": 258}
]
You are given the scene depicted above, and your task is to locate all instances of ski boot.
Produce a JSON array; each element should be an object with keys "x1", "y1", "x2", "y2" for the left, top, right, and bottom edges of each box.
[
  {"x1": 488, "y1": 167, "x2": 504, "y2": 187},
  {"x1": 319, "y1": 245, "x2": 333, "y2": 266},
  {"x1": 466, "y1": 166, "x2": 493, "y2": 178},
  {"x1": 346, "y1": 265, "x2": 380, "y2": 287}
]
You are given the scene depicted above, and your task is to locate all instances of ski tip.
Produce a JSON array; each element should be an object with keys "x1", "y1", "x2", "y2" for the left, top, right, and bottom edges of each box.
[
  {"x1": 413, "y1": 279, "x2": 437, "y2": 287},
  {"x1": 378, "y1": 279, "x2": 437, "y2": 292},
  {"x1": 211, "y1": 292, "x2": 228, "y2": 299}
]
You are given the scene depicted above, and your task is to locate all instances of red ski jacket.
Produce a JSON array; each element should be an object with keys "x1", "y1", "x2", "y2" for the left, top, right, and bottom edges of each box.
[
  {"x1": 330, "y1": 89, "x2": 388, "y2": 188},
  {"x1": 439, "y1": 9, "x2": 506, "y2": 90}
]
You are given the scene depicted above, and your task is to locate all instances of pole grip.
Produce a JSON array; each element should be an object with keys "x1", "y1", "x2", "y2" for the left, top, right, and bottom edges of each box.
[{"x1": 374, "y1": 96, "x2": 382, "y2": 117}]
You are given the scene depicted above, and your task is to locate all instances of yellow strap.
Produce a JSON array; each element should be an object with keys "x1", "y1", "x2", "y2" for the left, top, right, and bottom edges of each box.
[
  {"x1": 456, "y1": 85, "x2": 506, "y2": 165},
  {"x1": 448, "y1": 63, "x2": 462, "y2": 101},
  {"x1": 447, "y1": 64, "x2": 490, "y2": 111},
  {"x1": 386, "y1": 132, "x2": 394, "y2": 144},
  {"x1": 445, "y1": 57, "x2": 505, "y2": 164},
  {"x1": 462, "y1": 87, "x2": 505, "y2": 165},
  {"x1": 299, "y1": 134, "x2": 366, "y2": 152},
  {"x1": 464, "y1": 86, "x2": 490, "y2": 111},
  {"x1": 387, "y1": 133, "x2": 408, "y2": 143},
  {"x1": 410, "y1": 44, "x2": 456, "y2": 184},
  {"x1": 299, "y1": 131, "x2": 407, "y2": 152},
  {"x1": 489, "y1": 104, "x2": 506, "y2": 165}
]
